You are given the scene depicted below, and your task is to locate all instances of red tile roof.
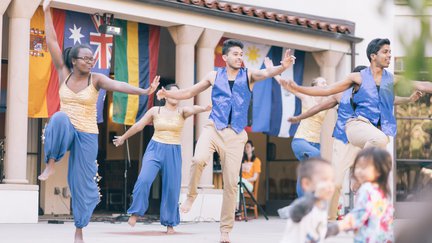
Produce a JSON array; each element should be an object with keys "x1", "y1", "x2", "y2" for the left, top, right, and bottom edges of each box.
[{"x1": 175, "y1": 0, "x2": 354, "y2": 35}]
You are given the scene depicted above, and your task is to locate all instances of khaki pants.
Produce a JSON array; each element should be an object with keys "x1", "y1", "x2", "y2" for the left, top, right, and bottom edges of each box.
[
  {"x1": 328, "y1": 139, "x2": 361, "y2": 220},
  {"x1": 328, "y1": 116, "x2": 390, "y2": 219},
  {"x1": 345, "y1": 116, "x2": 389, "y2": 149},
  {"x1": 187, "y1": 120, "x2": 247, "y2": 233}
]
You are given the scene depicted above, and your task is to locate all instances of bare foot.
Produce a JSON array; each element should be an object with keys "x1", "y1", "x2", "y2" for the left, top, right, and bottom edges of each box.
[
  {"x1": 166, "y1": 226, "x2": 175, "y2": 234},
  {"x1": 38, "y1": 161, "x2": 55, "y2": 181},
  {"x1": 220, "y1": 232, "x2": 230, "y2": 243},
  {"x1": 74, "y1": 228, "x2": 84, "y2": 243},
  {"x1": 128, "y1": 215, "x2": 137, "y2": 227},
  {"x1": 180, "y1": 197, "x2": 195, "y2": 213}
]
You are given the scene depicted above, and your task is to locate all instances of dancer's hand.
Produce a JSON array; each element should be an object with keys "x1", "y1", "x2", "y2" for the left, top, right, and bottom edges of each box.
[
  {"x1": 147, "y1": 75, "x2": 160, "y2": 95},
  {"x1": 113, "y1": 136, "x2": 124, "y2": 147},
  {"x1": 204, "y1": 104, "x2": 212, "y2": 112},
  {"x1": 288, "y1": 116, "x2": 301, "y2": 123},
  {"x1": 280, "y1": 49, "x2": 296, "y2": 69},
  {"x1": 43, "y1": 0, "x2": 52, "y2": 12},
  {"x1": 156, "y1": 87, "x2": 167, "y2": 100},
  {"x1": 410, "y1": 90, "x2": 423, "y2": 102},
  {"x1": 280, "y1": 79, "x2": 297, "y2": 92}
]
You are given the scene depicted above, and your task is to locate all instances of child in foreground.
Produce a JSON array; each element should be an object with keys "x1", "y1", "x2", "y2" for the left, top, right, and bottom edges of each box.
[
  {"x1": 338, "y1": 147, "x2": 394, "y2": 242},
  {"x1": 278, "y1": 157, "x2": 337, "y2": 243}
]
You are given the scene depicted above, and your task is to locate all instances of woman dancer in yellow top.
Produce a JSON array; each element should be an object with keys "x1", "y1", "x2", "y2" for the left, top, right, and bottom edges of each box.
[
  {"x1": 114, "y1": 84, "x2": 211, "y2": 234},
  {"x1": 39, "y1": 1, "x2": 160, "y2": 242}
]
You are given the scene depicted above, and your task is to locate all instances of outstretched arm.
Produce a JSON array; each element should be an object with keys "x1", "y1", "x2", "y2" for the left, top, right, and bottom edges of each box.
[
  {"x1": 413, "y1": 81, "x2": 432, "y2": 93},
  {"x1": 95, "y1": 74, "x2": 160, "y2": 95},
  {"x1": 283, "y1": 73, "x2": 360, "y2": 97},
  {"x1": 394, "y1": 90, "x2": 423, "y2": 105},
  {"x1": 157, "y1": 72, "x2": 214, "y2": 100},
  {"x1": 248, "y1": 50, "x2": 296, "y2": 86},
  {"x1": 182, "y1": 105, "x2": 212, "y2": 118},
  {"x1": 43, "y1": 0, "x2": 69, "y2": 80},
  {"x1": 113, "y1": 107, "x2": 156, "y2": 147},
  {"x1": 263, "y1": 57, "x2": 308, "y2": 101},
  {"x1": 288, "y1": 96, "x2": 339, "y2": 123}
]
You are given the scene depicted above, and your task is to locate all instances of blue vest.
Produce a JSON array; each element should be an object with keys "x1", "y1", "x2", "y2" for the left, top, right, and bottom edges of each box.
[
  {"x1": 209, "y1": 67, "x2": 251, "y2": 133},
  {"x1": 332, "y1": 88, "x2": 355, "y2": 143},
  {"x1": 352, "y1": 67, "x2": 396, "y2": 136}
]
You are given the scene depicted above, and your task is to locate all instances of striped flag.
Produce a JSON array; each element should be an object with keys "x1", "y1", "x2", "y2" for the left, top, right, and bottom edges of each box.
[
  {"x1": 112, "y1": 20, "x2": 160, "y2": 125},
  {"x1": 28, "y1": 7, "x2": 65, "y2": 118}
]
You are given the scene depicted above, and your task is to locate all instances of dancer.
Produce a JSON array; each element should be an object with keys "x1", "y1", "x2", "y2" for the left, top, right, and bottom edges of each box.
[
  {"x1": 284, "y1": 38, "x2": 399, "y2": 150},
  {"x1": 338, "y1": 147, "x2": 394, "y2": 242},
  {"x1": 39, "y1": 1, "x2": 159, "y2": 242},
  {"x1": 157, "y1": 39, "x2": 295, "y2": 243},
  {"x1": 284, "y1": 65, "x2": 421, "y2": 219},
  {"x1": 265, "y1": 58, "x2": 328, "y2": 197},
  {"x1": 113, "y1": 84, "x2": 211, "y2": 234}
]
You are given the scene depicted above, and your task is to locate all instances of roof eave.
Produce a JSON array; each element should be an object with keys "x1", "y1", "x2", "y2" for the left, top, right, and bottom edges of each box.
[{"x1": 138, "y1": 0, "x2": 363, "y2": 43}]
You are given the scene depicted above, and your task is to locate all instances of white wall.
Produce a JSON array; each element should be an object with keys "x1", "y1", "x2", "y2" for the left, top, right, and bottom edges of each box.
[{"x1": 231, "y1": 0, "x2": 395, "y2": 68}]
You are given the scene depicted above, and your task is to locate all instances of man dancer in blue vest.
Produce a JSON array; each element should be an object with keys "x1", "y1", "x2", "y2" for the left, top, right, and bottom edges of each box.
[
  {"x1": 157, "y1": 39, "x2": 295, "y2": 243},
  {"x1": 284, "y1": 64, "x2": 422, "y2": 220},
  {"x1": 284, "y1": 38, "x2": 427, "y2": 150}
]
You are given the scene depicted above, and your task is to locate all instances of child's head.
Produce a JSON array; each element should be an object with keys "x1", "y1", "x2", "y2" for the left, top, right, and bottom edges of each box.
[
  {"x1": 298, "y1": 157, "x2": 335, "y2": 200},
  {"x1": 352, "y1": 147, "x2": 392, "y2": 196}
]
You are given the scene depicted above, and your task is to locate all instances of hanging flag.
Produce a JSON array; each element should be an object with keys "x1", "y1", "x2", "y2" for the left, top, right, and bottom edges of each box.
[
  {"x1": 64, "y1": 10, "x2": 113, "y2": 123},
  {"x1": 112, "y1": 20, "x2": 160, "y2": 125},
  {"x1": 28, "y1": 7, "x2": 65, "y2": 118},
  {"x1": 253, "y1": 48, "x2": 305, "y2": 137}
]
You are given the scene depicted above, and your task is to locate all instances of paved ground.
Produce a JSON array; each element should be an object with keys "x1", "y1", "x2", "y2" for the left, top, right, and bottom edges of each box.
[{"x1": 1, "y1": 216, "x2": 355, "y2": 243}]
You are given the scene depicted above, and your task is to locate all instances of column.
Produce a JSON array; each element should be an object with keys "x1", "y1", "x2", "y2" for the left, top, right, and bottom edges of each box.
[
  {"x1": 196, "y1": 29, "x2": 223, "y2": 189},
  {"x1": 0, "y1": 0, "x2": 40, "y2": 224},
  {"x1": 3, "y1": 0, "x2": 40, "y2": 184},
  {"x1": 312, "y1": 51, "x2": 344, "y2": 161},
  {"x1": 168, "y1": 25, "x2": 203, "y2": 187}
]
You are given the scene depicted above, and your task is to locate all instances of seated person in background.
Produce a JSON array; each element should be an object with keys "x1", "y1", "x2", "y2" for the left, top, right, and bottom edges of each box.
[{"x1": 240, "y1": 140, "x2": 262, "y2": 192}]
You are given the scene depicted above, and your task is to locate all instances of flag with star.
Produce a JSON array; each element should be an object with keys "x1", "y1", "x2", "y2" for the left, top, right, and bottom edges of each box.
[
  {"x1": 112, "y1": 20, "x2": 160, "y2": 125},
  {"x1": 28, "y1": 7, "x2": 65, "y2": 118},
  {"x1": 64, "y1": 10, "x2": 114, "y2": 123}
]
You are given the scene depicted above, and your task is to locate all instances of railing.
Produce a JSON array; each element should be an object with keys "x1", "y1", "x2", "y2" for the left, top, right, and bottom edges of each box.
[{"x1": 0, "y1": 139, "x2": 4, "y2": 183}]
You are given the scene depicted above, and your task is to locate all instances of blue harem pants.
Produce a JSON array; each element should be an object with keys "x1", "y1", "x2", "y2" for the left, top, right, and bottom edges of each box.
[
  {"x1": 43, "y1": 112, "x2": 99, "y2": 228},
  {"x1": 127, "y1": 139, "x2": 182, "y2": 227}
]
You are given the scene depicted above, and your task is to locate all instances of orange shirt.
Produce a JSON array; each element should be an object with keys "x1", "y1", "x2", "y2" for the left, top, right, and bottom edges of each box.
[{"x1": 241, "y1": 157, "x2": 261, "y2": 179}]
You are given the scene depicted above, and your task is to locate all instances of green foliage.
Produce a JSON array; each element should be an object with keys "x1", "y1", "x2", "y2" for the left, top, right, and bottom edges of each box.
[{"x1": 396, "y1": 0, "x2": 432, "y2": 95}]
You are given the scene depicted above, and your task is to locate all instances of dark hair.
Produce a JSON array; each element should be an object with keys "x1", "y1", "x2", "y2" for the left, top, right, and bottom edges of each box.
[
  {"x1": 352, "y1": 147, "x2": 392, "y2": 197},
  {"x1": 242, "y1": 140, "x2": 256, "y2": 162},
  {"x1": 160, "y1": 83, "x2": 179, "y2": 106},
  {"x1": 352, "y1": 65, "x2": 368, "y2": 73},
  {"x1": 366, "y1": 38, "x2": 390, "y2": 62},
  {"x1": 297, "y1": 157, "x2": 331, "y2": 181},
  {"x1": 222, "y1": 39, "x2": 244, "y2": 55},
  {"x1": 62, "y1": 44, "x2": 93, "y2": 70}
]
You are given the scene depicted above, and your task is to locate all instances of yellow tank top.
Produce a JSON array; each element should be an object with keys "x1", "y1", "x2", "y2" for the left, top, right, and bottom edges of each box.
[
  {"x1": 152, "y1": 107, "x2": 185, "y2": 145},
  {"x1": 294, "y1": 101, "x2": 327, "y2": 143},
  {"x1": 59, "y1": 74, "x2": 99, "y2": 134}
]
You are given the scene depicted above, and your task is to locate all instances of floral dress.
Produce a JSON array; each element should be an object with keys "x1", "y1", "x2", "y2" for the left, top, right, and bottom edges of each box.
[{"x1": 344, "y1": 182, "x2": 394, "y2": 243}]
